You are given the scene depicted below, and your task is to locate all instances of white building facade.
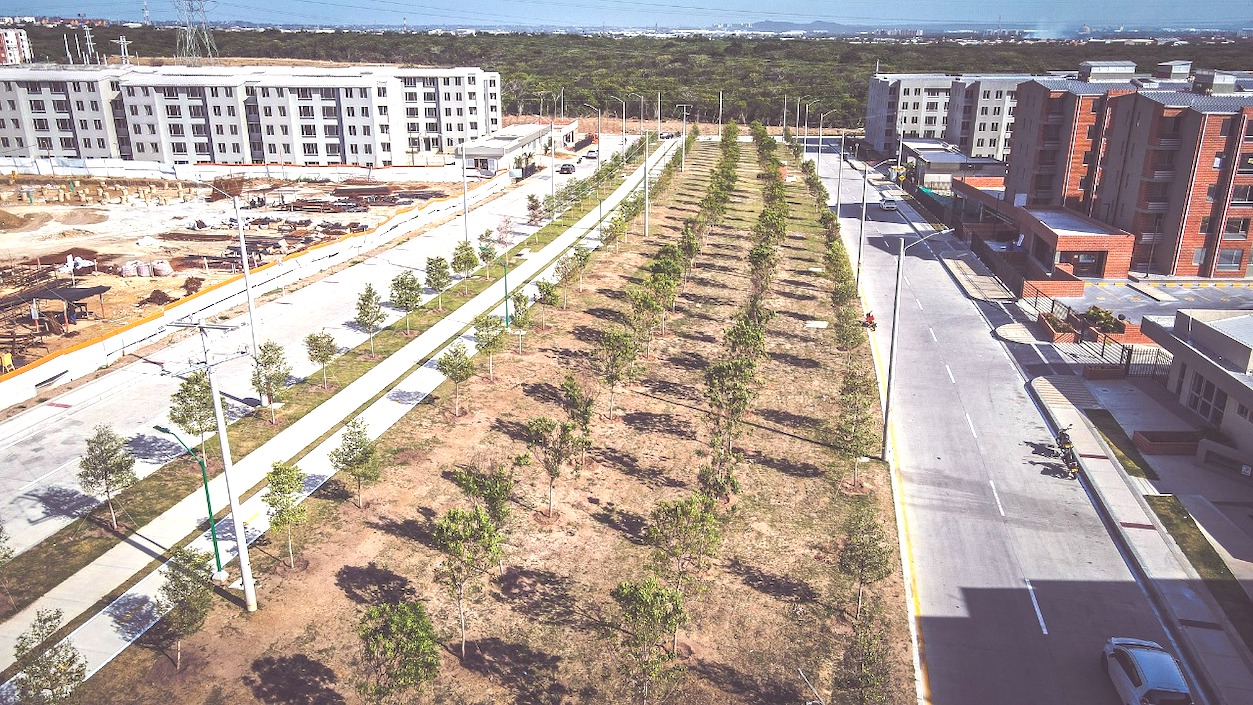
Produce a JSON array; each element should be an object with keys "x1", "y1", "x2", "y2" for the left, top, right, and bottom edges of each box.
[
  {"x1": 0, "y1": 63, "x2": 501, "y2": 167},
  {"x1": 0, "y1": 29, "x2": 32, "y2": 65}
]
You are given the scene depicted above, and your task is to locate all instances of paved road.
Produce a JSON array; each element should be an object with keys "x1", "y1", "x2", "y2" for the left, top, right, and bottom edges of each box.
[
  {"x1": 810, "y1": 142, "x2": 1181, "y2": 705},
  {"x1": 0, "y1": 136, "x2": 633, "y2": 556}
]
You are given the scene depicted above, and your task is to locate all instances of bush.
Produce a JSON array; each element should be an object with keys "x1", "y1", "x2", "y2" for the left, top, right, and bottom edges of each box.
[
  {"x1": 182, "y1": 276, "x2": 204, "y2": 295},
  {"x1": 1041, "y1": 312, "x2": 1074, "y2": 333},
  {"x1": 1084, "y1": 306, "x2": 1123, "y2": 334}
]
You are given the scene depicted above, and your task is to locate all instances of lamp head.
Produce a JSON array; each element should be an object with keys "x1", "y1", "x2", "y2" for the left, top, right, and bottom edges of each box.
[{"x1": 153, "y1": 425, "x2": 171, "y2": 435}]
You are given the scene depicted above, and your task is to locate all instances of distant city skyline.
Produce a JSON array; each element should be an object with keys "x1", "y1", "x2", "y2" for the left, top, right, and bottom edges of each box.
[{"x1": 7, "y1": 0, "x2": 1251, "y2": 31}]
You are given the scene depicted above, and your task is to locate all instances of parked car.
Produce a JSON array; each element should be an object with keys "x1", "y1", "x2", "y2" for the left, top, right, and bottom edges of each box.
[
  {"x1": 1102, "y1": 638, "x2": 1193, "y2": 705},
  {"x1": 558, "y1": 163, "x2": 576, "y2": 174},
  {"x1": 586, "y1": 149, "x2": 599, "y2": 159}
]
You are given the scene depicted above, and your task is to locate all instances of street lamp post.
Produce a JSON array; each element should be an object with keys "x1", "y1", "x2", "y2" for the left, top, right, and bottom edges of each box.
[
  {"x1": 817, "y1": 110, "x2": 835, "y2": 177},
  {"x1": 629, "y1": 92, "x2": 650, "y2": 242},
  {"x1": 836, "y1": 133, "x2": 845, "y2": 215},
  {"x1": 883, "y1": 229, "x2": 955, "y2": 464},
  {"x1": 460, "y1": 151, "x2": 471, "y2": 243},
  {"x1": 676, "y1": 104, "x2": 692, "y2": 171},
  {"x1": 583, "y1": 103, "x2": 604, "y2": 235},
  {"x1": 795, "y1": 95, "x2": 809, "y2": 136},
  {"x1": 856, "y1": 158, "x2": 895, "y2": 293},
  {"x1": 229, "y1": 196, "x2": 261, "y2": 357},
  {"x1": 153, "y1": 424, "x2": 223, "y2": 576},
  {"x1": 609, "y1": 95, "x2": 627, "y2": 161},
  {"x1": 803, "y1": 100, "x2": 820, "y2": 152}
]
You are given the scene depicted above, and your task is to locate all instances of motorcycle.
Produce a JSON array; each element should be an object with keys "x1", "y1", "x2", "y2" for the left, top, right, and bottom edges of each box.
[{"x1": 862, "y1": 315, "x2": 877, "y2": 331}]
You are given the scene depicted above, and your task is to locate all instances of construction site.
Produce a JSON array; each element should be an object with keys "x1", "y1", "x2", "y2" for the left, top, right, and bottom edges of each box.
[{"x1": 0, "y1": 173, "x2": 454, "y2": 372}]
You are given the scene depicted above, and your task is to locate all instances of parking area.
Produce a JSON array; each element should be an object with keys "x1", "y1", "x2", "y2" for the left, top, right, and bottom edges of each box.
[{"x1": 1056, "y1": 280, "x2": 1253, "y2": 322}]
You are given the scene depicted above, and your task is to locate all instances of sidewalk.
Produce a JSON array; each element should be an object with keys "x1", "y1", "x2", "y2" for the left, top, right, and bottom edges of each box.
[
  {"x1": 1031, "y1": 375, "x2": 1253, "y2": 705},
  {"x1": 0, "y1": 138, "x2": 677, "y2": 683}
]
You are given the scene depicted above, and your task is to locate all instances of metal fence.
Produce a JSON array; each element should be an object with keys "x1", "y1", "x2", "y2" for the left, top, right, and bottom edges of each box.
[
  {"x1": 971, "y1": 237, "x2": 1025, "y2": 296},
  {"x1": 1021, "y1": 280, "x2": 1074, "y2": 320}
]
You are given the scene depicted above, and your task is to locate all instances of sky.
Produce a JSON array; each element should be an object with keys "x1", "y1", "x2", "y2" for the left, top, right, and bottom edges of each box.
[{"x1": 6, "y1": 0, "x2": 1249, "y2": 30}]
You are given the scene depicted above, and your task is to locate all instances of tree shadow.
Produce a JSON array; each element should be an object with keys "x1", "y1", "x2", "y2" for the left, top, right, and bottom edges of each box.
[
  {"x1": 778, "y1": 278, "x2": 823, "y2": 290},
  {"x1": 665, "y1": 350, "x2": 708, "y2": 372},
  {"x1": 462, "y1": 637, "x2": 570, "y2": 705},
  {"x1": 744, "y1": 449, "x2": 824, "y2": 478},
  {"x1": 585, "y1": 306, "x2": 627, "y2": 325},
  {"x1": 19, "y1": 483, "x2": 98, "y2": 521},
  {"x1": 490, "y1": 417, "x2": 531, "y2": 444},
  {"x1": 242, "y1": 653, "x2": 347, "y2": 705},
  {"x1": 622, "y1": 411, "x2": 694, "y2": 440},
  {"x1": 105, "y1": 592, "x2": 158, "y2": 642},
  {"x1": 755, "y1": 408, "x2": 822, "y2": 430},
  {"x1": 594, "y1": 446, "x2": 684, "y2": 488},
  {"x1": 571, "y1": 324, "x2": 603, "y2": 345},
  {"x1": 689, "y1": 659, "x2": 804, "y2": 705},
  {"x1": 639, "y1": 376, "x2": 700, "y2": 402},
  {"x1": 312, "y1": 477, "x2": 353, "y2": 503},
  {"x1": 522, "y1": 381, "x2": 563, "y2": 407},
  {"x1": 675, "y1": 329, "x2": 718, "y2": 345},
  {"x1": 775, "y1": 289, "x2": 818, "y2": 302},
  {"x1": 590, "y1": 506, "x2": 648, "y2": 545},
  {"x1": 366, "y1": 513, "x2": 438, "y2": 550},
  {"x1": 496, "y1": 567, "x2": 582, "y2": 627},
  {"x1": 334, "y1": 562, "x2": 416, "y2": 605},
  {"x1": 767, "y1": 350, "x2": 822, "y2": 370},
  {"x1": 386, "y1": 388, "x2": 429, "y2": 405},
  {"x1": 726, "y1": 557, "x2": 818, "y2": 603},
  {"x1": 125, "y1": 433, "x2": 184, "y2": 463}
]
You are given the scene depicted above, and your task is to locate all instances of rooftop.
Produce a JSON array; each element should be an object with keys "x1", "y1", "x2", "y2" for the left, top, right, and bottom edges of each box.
[
  {"x1": 1025, "y1": 207, "x2": 1129, "y2": 238},
  {"x1": 1138, "y1": 90, "x2": 1253, "y2": 113}
]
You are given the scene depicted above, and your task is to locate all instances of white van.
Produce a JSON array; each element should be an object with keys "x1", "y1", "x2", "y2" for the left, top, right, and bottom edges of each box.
[{"x1": 879, "y1": 195, "x2": 900, "y2": 211}]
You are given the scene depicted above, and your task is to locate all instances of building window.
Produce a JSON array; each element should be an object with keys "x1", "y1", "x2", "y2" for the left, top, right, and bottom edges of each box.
[
  {"x1": 299, "y1": 106, "x2": 314, "y2": 118},
  {"x1": 1187, "y1": 373, "x2": 1227, "y2": 424},
  {"x1": 1216, "y1": 247, "x2": 1244, "y2": 271},
  {"x1": 172, "y1": 142, "x2": 187, "y2": 154},
  {"x1": 301, "y1": 125, "x2": 316, "y2": 137},
  {"x1": 1238, "y1": 153, "x2": 1253, "y2": 174},
  {"x1": 1200, "y1": 217, "x2": 1213, "y2": 235},
  {"x1": 302, "y1": 143, "x2": 318, "y2": 156},
  {"x1": 1233, "y1": 185, "x2": 1253, "y2": 205},
  {"x1": 1225, "y1": 218, "x2": 1251, "y2": 239}
]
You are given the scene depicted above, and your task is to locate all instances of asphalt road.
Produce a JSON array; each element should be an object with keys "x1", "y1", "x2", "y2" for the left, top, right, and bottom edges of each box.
[{"x1": 812, "y1": 144, "x2": 1178, "y2": 705}]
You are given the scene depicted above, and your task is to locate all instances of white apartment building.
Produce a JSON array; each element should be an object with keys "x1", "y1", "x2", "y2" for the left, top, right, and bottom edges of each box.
[
  {"x1": 0, "y1": 29, "x2": 32, "y2": 65},
  {"x1": 0, "y1": 63, "x2": 501, "y2": 167},
  {"x1": 868, "y1": 72, "x2": 1041, "y2": 161}
]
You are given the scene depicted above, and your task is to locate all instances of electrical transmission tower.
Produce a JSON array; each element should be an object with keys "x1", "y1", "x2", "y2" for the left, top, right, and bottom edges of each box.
[{"x1": 174, "y1": 0, "x2": 218, "y2": 63}]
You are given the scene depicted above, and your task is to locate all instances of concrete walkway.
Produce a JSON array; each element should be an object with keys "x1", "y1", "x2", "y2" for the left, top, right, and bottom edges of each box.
[{"x1": 0, "y1": 138, "x2": 679, "y2": 686}]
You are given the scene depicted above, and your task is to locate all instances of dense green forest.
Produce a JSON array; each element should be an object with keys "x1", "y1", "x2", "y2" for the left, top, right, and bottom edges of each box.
[{"x1": 23, "y1": 26, "x2": 1253, "y2": 128}]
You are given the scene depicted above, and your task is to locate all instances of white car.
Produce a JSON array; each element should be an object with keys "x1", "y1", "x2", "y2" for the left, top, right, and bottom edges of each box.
[
  {"x1": 586, "y1": 149, "x2": 599, "y2": 159},
  {"x1": 879, "y1": 195, "x2": 900, "y2": 211},
  {"x1": 1102, "y1": 638, "x2": 1193, "y2": 705}
]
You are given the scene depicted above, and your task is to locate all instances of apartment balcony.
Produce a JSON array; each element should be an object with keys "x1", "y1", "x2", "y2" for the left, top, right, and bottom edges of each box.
[
  {"x1": 1153, "y1": 135, "x2": 1182, "y2": 149},
  {"x1": 1147, "y1": 169, "x2": 1176, "y2": 181},
  {"x1": 1037, "y1": 163, "x2": 1059, "y2": 174},
  {"x1": 1044, "y1": 112, "x2": 1064, "y2": 124},
  {"x1": 1042, "y1": 140, "x2": 1061, "y2": 149},
  {"x1": 1142, "y1": 200, "x2": 1170, "y2": 213}
]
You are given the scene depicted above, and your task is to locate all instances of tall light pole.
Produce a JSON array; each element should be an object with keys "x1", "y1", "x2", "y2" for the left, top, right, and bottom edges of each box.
[
  {"x1": 717, "y1": 89, "x2": 723, "y2": 127},
  {"x1": 153, "y1": 425, "x2": 223, "y2": 575},
  {"x1": 817, "y1": 110, "x2": 835, "y2": 177},
  {"x1": 836, "y1": 132, "x2": 845, "y2": 215},
  {"x1": 168, "y1": 319, "x2": 258, "y2": 612},
  {"x1": 227, "y1": 196, "x2": 261, "y2": 357},
  {"x1": 676, "y1": 104, "x2": 692, "y2": 171},
  {"x1": 460, "y1": 150, "x2": 470, "y2": 243},
  {"x1": 795, "y1": 95, "x2": 808, "y2": 136},
  {"x1": 883, "y1": 229, "x2": 955, "y2": 464},
  {"x1": 803, "y1": 100, "x2": 820, "y2": 151},
  {"x1": 782, "y1": 95, "x2": 788, "y2": 134},
  {"x1": 856, "y1": 158, "x2": 895, "y2": 293},
  {"x1": 630, "y1": 92, "x2": 649, "y2": 241},
  {"x1": 584, "y1": 103, "x2": 603, "y2": 234},
  {"x1": 656, "y1": 91, "x2": 661, "y2": 140},
  {"x1": 609, "y1": 95, "x2": 627, "y2": 160}
]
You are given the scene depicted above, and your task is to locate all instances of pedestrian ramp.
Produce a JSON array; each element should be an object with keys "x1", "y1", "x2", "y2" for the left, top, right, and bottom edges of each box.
[
  {"x1": 940, "y1": 251, "x2": 1015, "y2": 302},
  {"x1": 1032, "y1": 375, "x2": 1101, "y2": 411}
]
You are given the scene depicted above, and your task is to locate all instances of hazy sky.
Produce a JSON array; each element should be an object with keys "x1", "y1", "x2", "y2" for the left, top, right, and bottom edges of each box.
[{"x1": 8, "y1": 0, "x2": 1249, "y2": 29}]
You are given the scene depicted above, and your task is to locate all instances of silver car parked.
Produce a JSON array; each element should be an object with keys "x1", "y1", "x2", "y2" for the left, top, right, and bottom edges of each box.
[{"x1": 1102, "y1": 637, "x2": 1193, "y2": 705}]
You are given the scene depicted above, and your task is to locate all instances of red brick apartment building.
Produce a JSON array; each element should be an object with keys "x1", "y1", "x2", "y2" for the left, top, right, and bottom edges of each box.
[{"x1": 984, "y1": 61, "x2": 1253, "y2": 281}]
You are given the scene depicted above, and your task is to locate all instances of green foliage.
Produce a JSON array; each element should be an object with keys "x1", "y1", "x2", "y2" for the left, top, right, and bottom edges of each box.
[
  {"x1": 251, "y1": 340, "x2": 292, "y2": 424},
  {"x1": 451, "y1": 240, "x2": 480, "y2": 293},
  {"x1": 626, "y1": 288, "x2": 663, "y2": 355},
  {"x1": 1084, "y1": 305, "x2": 1123, "y2": 333},
  {"x1": 78, "y1": 424, "x2": 138, "y2": 531},
  {"x1": 303, "y1": 331, "x2": 338, "y2": 389},
  {"x1": 424, "y1": 256, "x2": 452, "y2": 311},
  {"x1": 329, "y1": 418, "x2": 381, "y2": 509},
  {"x1": 832, "y1": 599, "x2": 894, "y2": 705},
  {"x1": 526, "y1": 193, "x2": 543, "y2": 225},
  {"x1": 355, "y1": 283, "x2": 386, "y2": 357},
  {"x1": 829, "y1": 370, "x2": 880, "y2": 488},
  {"x1": 435, "y1": 341, "x2": 476, "y2": 416},
  {"x1": 723, "y1": 315, "x2": 766, "y2": 362},
  {"x1": 704, "y1": 358, "x2": 757, "y2": 453},
  {"x1": 833, "y1": 305, "x2": 866, "y2": 351},
  {"x1": 646, "y1": 494, "x2": 722, "y2": 597},
  {"x1": 534, "y1": 280, "x2": 559, "y2": 329},
  {"x1": 560, "y1": 371, "x2": 597, "y2": 435},
  {"x1": 596, "y1": 326, "x2": 641, "y2": 416},
  {"x1": 611, "y1": 577, "x2": 689, "y2": 705},
  {"x1": 433, "y1": 506, "x2": 504, "y2": 659},
  {"x1": 357, "y1": 601, "x2": 440, "y2": 704},
  {"x1": 477, "y1": 228, "x2": 497, "y2": 276},
  {"x1": 156, "y1": 547, "x2": 215, "y2": 670},
  {"x1": 169, "y1": 370, "x2": 220, "y2": 458},
  {"x1": 451, "y1": 458, "x2": 515, "y2": 528},
  {"x1": 509, "y1": 291, "x2": 533, "y2": 353},
  {"x1": 697, "y1": 444, "x2": 742, "y2": 502},
  {"x1": 13, "y1": 608, "x2": 86, "y2": 705},
  {"x1": 264, "y1": 461, "x2": 309, "y2": 568},
  {"x1": 525, "y1": 416, "x2": 585, "y2": 517},
  {"x1": 388, "y1": 270, "x2": 424, "y2": 334},
  {"x1": 471, "y1": 313, "x2": 506, "y2": 380}
]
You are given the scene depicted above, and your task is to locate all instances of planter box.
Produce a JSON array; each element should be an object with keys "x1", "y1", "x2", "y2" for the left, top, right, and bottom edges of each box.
[
  {"x1": 1083, "y1": 364, "x2": 1126, "y2": 380},
  {"x1": 1037, "y1": 312, "x2": 1076, "y2": 343},
  {"x1": 1133, "y1": 430, "x2": 1201, "y2": 455}
]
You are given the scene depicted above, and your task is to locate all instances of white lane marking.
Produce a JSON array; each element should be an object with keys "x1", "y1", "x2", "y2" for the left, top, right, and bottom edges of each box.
[
  {"x1": 929, "y1": 328, "x2": 938, "y2": 342},
  {"x1": 989, "y1": 480, "x2": 1006, "y2": 517},
  {"x1": 965, "y1": 413, "x2": 978, "y2": 438},
  {"x1": 916, "y1": 297, "x2": 924, "y2": 311},
  {"x1": 903, "y1": 274, "x2": 911, "y2": 286},
  {"x1": 1025, "y1": 579, "x2": 1049, "y2": 634},
  {"x1": 17, "y1": 458, "x2": 80, "y2": 492},
  {"x1": 945, "y1": 364, "x2": 955, "y2": 383}
]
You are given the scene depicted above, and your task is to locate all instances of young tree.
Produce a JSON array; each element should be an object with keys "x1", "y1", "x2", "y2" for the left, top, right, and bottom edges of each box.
[
  {"x1": 251, "y1": 340, "x2": 292, "y2": 424},
  {"x1": 477, "y1": 228, "x2": 497, "y2": 277},
  {"x1": 647, "y1": 273, "x2": 679, "y2": 334},
  {"x1": 389, "y1": 270, "x2": 424, "y2": 334},
  {"x1": 263, "y1": 461, "x2": 308, "y2": 568},
  {"x1": 357, "y1": 601, "x2": 440, "y2": 704},
  {"x1": 433, "y1": 506, "x2": 503, "y2": 659},
  {"x1": 329, "y1": 418, "x2": 381, "y2": 509},
  {"x1": 169, "y1": 370, "x2": 219, "y2": 461},
  {"x1": 554, "y1": 254, "x2": 579, "y2": 309},
  {"x1": 560, "y1": 371, "x2": 597, "y2": 437},
  {"x1": 435, "y1": 342, "x2": 476, "y2": 416},
  {"x1": 596, "y1": 326, "x2": 641, "y2": 417},
  {"x1": 155, "y1": 547, "x2": 215, "y2": 671},
  {"x1": 509, "y1": 291, "x2": 533, "y2": 354},
  {"x1": 830, "y1": 370, "x2": 879, "y2": 488},
  {"x1": 697, "y1": 444, "x2": 742, "y2": 503},
  {"x1": 572, "y1": 244, "x2": 593, "y2": 292},
  {"x1": 451, "y1": 457, "x2": 515, "y2": 528},
  {"x1": 0, "y1": 521, "x2": 13, "y2": 609},
  {"x1": 833, "y1": 599, "x2": 894, "y2": 705},
  {"x1": 534, "y1": 280, "x2": 559, "y2": 330},
  {"x1": 627, "y1": 288, "x2": 662, "y2": 356},
  {"x1": 355, "y1": 283, "x2": 386, "y2": 358},
  {"x1": 526, "y1": 193, "x2": 543, "y2": 226},
  {"x1": 704, "y1": 358, "x2": 757, "y2": 453},
  {"x1": 495, "y1": 215, "x2": 516, "y2": 255},
  {"x1": 525, "y1": 416, "x2": 584, "y2": 517},
  {"x1": 723, "y1": 315, "x2": 766, "y2": 362},
  {"x1": 611, "y1": 578, "x2": 688, "y2": 705},
  {"x1": 647, "y1": 494, "x2": 722, "y2": 605},
  {"x1": 424, "y1": 257, "x2": 452, "y2": 312},
  {"x1": 471, "y1": 313, "x2": 506, "y2": 381},
  {"x1": 303, "y1": 331, "x2": 338, "y2": 390},
  {"x1": 13, "y1": 608, "x2": 86, "y2": 705},
  {"x1": 79, "y1": 424, "x2": 138, "y2": 531},
  {"x1": 833, "y1": 305, "x2": 866, "y2": 351},
  {"x1": 451, "y1": 240, "x2": 480, "y2": 295},
  {"x1": 839, "y1": 505, "x2": 894, "y2": 620}
]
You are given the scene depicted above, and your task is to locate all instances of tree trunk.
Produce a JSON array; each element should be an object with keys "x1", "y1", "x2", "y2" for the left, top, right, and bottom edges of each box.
[
  {"x1": 454, "y1": 384, "x2": 461, "y2": 416},
  {"x1": 269, "y1": 400, "x2": 276, "y2": 424},
  {"x1": 488, "y1": 354, "x2": 494, "y2": 382},
  {"x1": 404, "y1": 312, "x2": 411, "y2": 335},
  {"x1": 608, "y1": 386, "x2": 616, "y2": 417},
  {"x1": 321, "y1": 366, "x2": 328, "y2": 390},
  {"x1": 458, "y1": 584, "x2": 467, "y2": 659},
  {"x1": 356, "y1": 478, "x2": 363, "y2": 509},
  {"x1": 176, "y1": 638, "x2": 182, "y2": 671},
  {"x1": 107, "y1": 498, "x2": 118, "y2": 531},
  {"x1": 368, "y1": 332, "x2": 375, "y2": 358},
  {"x1": 548, "y1": 479, "x2": 555, "y2": 517},
  {"x1": 287, "y1": 527, "x2": 295, "y2": 568}
]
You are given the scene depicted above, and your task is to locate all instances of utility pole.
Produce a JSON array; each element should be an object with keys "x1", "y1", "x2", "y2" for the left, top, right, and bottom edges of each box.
[
  {"x1": 167, "y1": 319, "x2": 258, "y2": 612},
  {"x1": 676, "y1": 104, "x2": 692, "y2": 172},
  {"x1": 718, "y1": 90, "x2": 723, "y2": 127}
]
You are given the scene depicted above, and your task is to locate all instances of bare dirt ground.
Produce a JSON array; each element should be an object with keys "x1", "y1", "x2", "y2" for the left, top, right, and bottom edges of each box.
[{"x1": 77, "y1": 140, "x2": 910, "y2": 704}]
